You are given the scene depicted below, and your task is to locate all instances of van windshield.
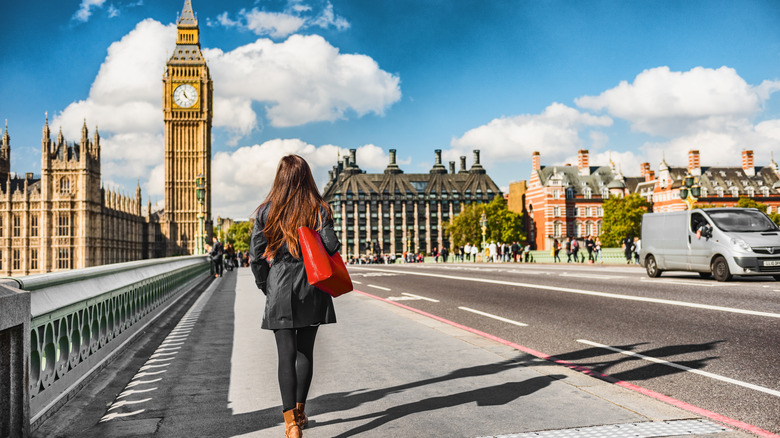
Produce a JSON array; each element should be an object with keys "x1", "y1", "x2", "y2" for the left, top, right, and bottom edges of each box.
[{"x1": 707, "y1": 210, "x2": 779, "y2": 233}]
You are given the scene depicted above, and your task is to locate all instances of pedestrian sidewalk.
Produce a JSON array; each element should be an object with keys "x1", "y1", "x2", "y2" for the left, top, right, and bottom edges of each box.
[{"x1": 226, "y1": 269, "x2": 744, "y2": 438}]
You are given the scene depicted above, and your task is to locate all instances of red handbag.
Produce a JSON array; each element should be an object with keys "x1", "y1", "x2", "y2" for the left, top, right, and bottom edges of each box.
[{"x1": 297, "y1": 226, "x2": 353, "y2": 297}]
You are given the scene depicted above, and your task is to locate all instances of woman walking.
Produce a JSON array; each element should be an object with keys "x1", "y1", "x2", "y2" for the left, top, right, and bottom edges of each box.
[{"x1": 250, "y1": 155, "x2": 340, "y2": 438}]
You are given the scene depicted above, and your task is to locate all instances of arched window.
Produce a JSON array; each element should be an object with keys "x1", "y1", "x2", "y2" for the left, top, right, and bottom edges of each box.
[
  {"x1": 553, "y1": 221, "x2": 561, "y2": 237},
  {"x1": 60, "y1": 177, "x2": 70, "y2": 194}
]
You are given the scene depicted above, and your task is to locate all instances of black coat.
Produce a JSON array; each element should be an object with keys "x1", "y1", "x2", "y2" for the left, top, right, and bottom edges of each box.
[{"x1": 249, "y1": 204, "x2": 339, "y2": 330}]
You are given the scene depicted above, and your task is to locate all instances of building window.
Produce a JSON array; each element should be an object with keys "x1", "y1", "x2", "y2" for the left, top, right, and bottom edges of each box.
[
  {"x1": 552, "y1": 190, "x2": 560, "y2": 200},
  {"x1": 601, "y1": 188, "x2": 609, "y2": 198},
  {"x1": 30, "y1": 249, "x2": 38, "y2": 270},
  {"x1": 12, "y1": 249, "x2": 21, "y2": 270},
  {"x1": 760, "y1": 186, "x2": 769, "y2": 197},
  {"x1": 30, "y1": 215, "x2": 38, "y2": 237},
  {"x1": 566, "y1": 189, "x2": 573, "y2": 199},
  {"x1": 553, "y1": 221, "x2": 561, "y2": 237},
  {"x1": 586, "y1": 222, "x2": 593, "y2": 236},
  {"x1": 598, "y1": 207, "x2": 603, "y2": 217},
  {"x1": 12, "y1": 215, "x2": 21, "y2": 237},
  {"x1": 584, "y1": 188, "x2": 592, "y2": 199},
  {"x1": 553, "y1": 206, "x2": 560, "y2": 217},
  {"x1": 60, "y1": 177, "x2": 71, "y2": 194},
  {"x1": 0, "y1": 217, "x2": 3, "y2": 237},
  {"x1": 57, "y1": 248, "x2": 71, "y2": 269},
  {"x1": 58, "y1": 214, "x2": 71, "y2": 236},
  {"x1": 0, "y1": 250, "x2": 2, "y2": 269},
  {"x1": 746, "y1": 187, "x2": 755, "y2": 197}
]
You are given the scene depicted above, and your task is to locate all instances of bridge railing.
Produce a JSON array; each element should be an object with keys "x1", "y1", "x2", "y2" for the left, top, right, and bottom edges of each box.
[{"x1": 0, "y1": 255, "x2": 211, "y2": 433}]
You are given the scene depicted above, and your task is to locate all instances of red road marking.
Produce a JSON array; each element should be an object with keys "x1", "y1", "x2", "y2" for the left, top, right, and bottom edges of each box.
[{"x1": 353, "y1": 289, "x2": 780, "y2": 438}]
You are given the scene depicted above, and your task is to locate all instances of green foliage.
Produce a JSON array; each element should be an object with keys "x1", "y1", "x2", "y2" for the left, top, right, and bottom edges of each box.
[
  {"x1": 770, "y1": 212, "x2": 780, "y2": 227},
  {"x1": 225, "y1": 221, "x2": 253, "y2": 251},
  {"x1": 445, "y1": 196, "x2": 525, "y2": 249},
  {"x1": 736, "y1": 196, "x2": 768, "y2": 212},
  {"x1": 600, "y1": 193, "x2": 651, "y2": 247}
]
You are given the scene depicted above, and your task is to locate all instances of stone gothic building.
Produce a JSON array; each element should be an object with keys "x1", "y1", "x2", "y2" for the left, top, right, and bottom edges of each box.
[
  {"x1": 322, "y1": 149, "x2": 502, "y2": 257},
  {"x1": 0, "y1": 120, "x2": 152, "y2": 275}
]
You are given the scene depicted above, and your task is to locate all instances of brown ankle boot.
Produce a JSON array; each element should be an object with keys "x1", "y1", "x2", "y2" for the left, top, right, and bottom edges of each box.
[
  {"x1": 283, "y1": 409, "x2": 301, "y2": 438},
  {"x1": 295, "y1": 403, "x2": 308, "y2": 429}
]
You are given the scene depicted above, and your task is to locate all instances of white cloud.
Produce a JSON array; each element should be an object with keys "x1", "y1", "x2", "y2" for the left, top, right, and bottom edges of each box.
[
  {"x1": 107, "y1": 4, "x2": 119, "y2": 18},
  {"x1": 212, "y1": 140, "x2": 384, "y2": 219},
  {"x1": 447, "y1": 102, "x2": 612, "y2": 166},
  {"x1": 575, "y1": 66, "x2": 780, "y2": 137},
  {"x1": 72, "y1": 0, "x2": 107, "y2": 22},
  {"x1": 52, "y1": 19, "x2": 399, "y2": 206},
  {"x1": 209, "y1": 1, "x2": 349, "y2": 38},
  {"x1": 204, "y1": 34, "x2": 400, "y2": 129}
]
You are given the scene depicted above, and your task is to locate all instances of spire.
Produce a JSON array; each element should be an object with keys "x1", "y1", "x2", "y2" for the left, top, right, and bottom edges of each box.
[
  {"x1": 42, "y1": 112, "x2": 51, "y2": 139},
  {"x1": 57, "y1": 126, "x2": 64, "y2": 145},
  {"x1": 2, "y1": 119, "x2": 9, "y2": 153},
  {"x1": 178, "y1": 0, "x2": 197, "y2": 27}
]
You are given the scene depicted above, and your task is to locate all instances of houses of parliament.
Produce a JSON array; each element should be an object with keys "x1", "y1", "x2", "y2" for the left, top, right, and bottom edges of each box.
[{"x1": 0, "y1": 0, "x2": 212, "y2": 275}]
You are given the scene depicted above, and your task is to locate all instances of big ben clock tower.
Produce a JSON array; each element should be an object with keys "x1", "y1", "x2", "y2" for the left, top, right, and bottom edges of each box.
[{"x1": 162, "y1": 0, "x2": 213, "y2": 255}]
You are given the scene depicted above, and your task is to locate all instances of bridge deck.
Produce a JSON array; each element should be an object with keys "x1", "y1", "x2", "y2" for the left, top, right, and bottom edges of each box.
[{"x1": 34, "y1": 268, "x2": 736, "y2": 437}]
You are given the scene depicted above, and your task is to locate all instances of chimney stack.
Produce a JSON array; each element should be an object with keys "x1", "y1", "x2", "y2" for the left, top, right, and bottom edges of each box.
[
  {"x1": 577, "y1": 149, "x2": 590, "y2": 176},
  {"x1": 384, "y1": 148, "x2": 403, "y2": 174},
  {"x1": 532, "y1": 151, "x2": 541, "y2": 171},
  {"x1": 640, "y1": 162, "x2": 652, "y2": 181},
  {"x1": 449, "y1": 161, "x2": 456, "y2": 174},
  {"x1": 435, "y1": 149, "x2": 442, "y2": 165},
  {"x1": 430, "y1": 149, "x2": 448, "y2": 174},
  {"x1": 742, "y1": 150, "x2": 755, "y2": 176},
  {"x1": 688, "y1": 150, "x2": 701, "y2": 176},
  {"x1": 469, "y1": 150, "x2": 485, "y2": 173},
  {"x1": 349, "y1": 148, "x2": 357, "y2": 167},
  {"x1": 459, "y1": 156, "x2": 467, "y2": 173},
  {"x1": 389, "y1": 149, "x2": 397, "y2": 165}
]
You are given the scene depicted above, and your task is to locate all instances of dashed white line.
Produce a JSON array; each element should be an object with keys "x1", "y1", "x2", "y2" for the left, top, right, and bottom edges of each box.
[
  {"x1": 458, "y1": 307, "x2": 528, "y2": 327},
  {"x1": 126, "y1": 378, "x2": 163, "y2": 388},
  {"x1": 117, "y1": 387, "x2": 157, "y2": 399},
  {"x1": 107, "y1": 398, "x2": 152, "y2": 412},
  {"x1": 100, "y1": 409, "x2": 146, "y2": 422},
  {"x1": 577, "y1": 339, "x2": 780, "y2": 398},
  {"x1": 367, "y1": 284, "x2": 391, "y2": 291},
  {"x1": 352, "y1": 280, "x2": 362, "y2": 284},
  {"x1": 402, "y1": 293, "x2": 439, "y2": 302},
  {"x1": 132, "y1": 370, "x2": 167, "y2": 379}
]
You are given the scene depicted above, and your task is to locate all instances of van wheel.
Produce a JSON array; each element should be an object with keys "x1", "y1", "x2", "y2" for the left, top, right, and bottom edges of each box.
[
  {"x1": 698, "y1": 272, "x2": 712, "y2": 279},
  {"x1": 645, "y1": 255, "x2": 662, "y2": 278},
  {"x1": 711, "y1": 256, "x2": 732, "y2": 282}
]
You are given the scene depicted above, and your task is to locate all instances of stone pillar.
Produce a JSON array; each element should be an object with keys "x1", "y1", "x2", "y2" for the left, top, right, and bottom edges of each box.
[
  {"x1": 401, "y1": 202, "x2": 407, "y2": 253},
  {"x1": 390, "y1": 202, "x2": 396, "y2": 254},
  {"x1": 341, "y1": 202, "x2": 347, "y2": 257},
  {"x1": 353, "y1": 202, "x2": 359, "y2": 257},
  {"x1": 414, "y1": 202, "x2": 419, "y2": 253},
  {"x1": 0, "y1": 280, "x2": 30, "y2": 438},
  {"x1": 366, "y1": 202, "x2": 371, "y2": 254},
  {"x1": 437, "y1": 202, "x2": 443, "y2": 251},
  {"x1": 377, "y1": 203, "x2": 383, "y2": 254},
  {"x1": 425, "y1": 202, "x2": 431, "y2": 254}
]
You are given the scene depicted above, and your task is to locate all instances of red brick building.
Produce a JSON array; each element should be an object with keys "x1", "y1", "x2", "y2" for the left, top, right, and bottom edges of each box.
[{"x1": 524, "y1": 150, "x2": 642, "y2": 250}]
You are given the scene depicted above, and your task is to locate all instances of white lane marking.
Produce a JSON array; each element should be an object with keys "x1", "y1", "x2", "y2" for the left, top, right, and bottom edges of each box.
[
  {"x1": 100, "y1": 409, "x2": 145, "y2": 422},
  {"x1": 351, "y1": 267, "x2": 780, "y2": 319},
  {"x1": 402, "y1": 292, "x2": 439, "y2": 302},
  {"x1": 560, "y1": 273, "x2": 626, "y2": 280},
  {"x1": 459, "y1": 307, "x2": 528, "y2": 327},
  {"x1": 640, "y1": 278, "x2": 719, "y2": 287},
  {"x1": 126, "y1": 378, "x2": 163, "y2": 388},
  {"x1": 139, "y1": 363, "x2": 169, "y2": 371},
  {"x1": 154, "y1": 346, "x2": 181, "y2": 353},
  {"x1": 352, "y1": 280, "x2": 362, "y2": 284},
  {"x1": 159, "y1": 341, "x2": 185, "y2": 347},
  {"x1": 107, "y1": 398, "x2": 152, "y2": 411},
  {"x1": 577, "y1": 339, "x2": 780, "y2": 398},
  {"x1": 133, "y1": 370, "x2": 167, "y2": 379},
  {"x1": 150, "y1": 351, "x2": 178, "y2": 359},
  {"x1": 144, "y1": 357, "x2": 175, "y2": 364},
  {"x1": 367, "y1": 284, "x2": 391, "y2": 291},
  {"x1": 117, "y1": 387, "x2": 157, "y2": 399}
]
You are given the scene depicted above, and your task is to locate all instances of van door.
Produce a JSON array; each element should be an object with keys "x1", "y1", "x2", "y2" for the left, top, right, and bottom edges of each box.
[{"x1": 688, "y1": 211, "x2": 713, "y2": 271}]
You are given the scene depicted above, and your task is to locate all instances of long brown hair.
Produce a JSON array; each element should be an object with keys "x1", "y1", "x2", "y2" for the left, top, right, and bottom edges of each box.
[{"x1": 258, "y1": 155, "x2": 331, "y2": 260}]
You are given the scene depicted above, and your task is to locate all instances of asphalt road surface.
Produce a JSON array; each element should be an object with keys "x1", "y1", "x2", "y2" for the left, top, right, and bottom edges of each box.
[{"x1": 348, "y1": 261, "x2": 780, "y2": 435}]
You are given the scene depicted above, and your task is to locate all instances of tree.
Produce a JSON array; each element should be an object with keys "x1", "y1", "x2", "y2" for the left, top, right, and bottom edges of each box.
[
  {"x1": 226, "y1": 221, "x2": 253, "y2": 251},
  {"x1": 445, "y1": 196, "x2": 524, "y2": 249},
  {"x1": 600, "y1": 193, "x2": 651, "y2": 247},
  {"x1": 735, "y1": 197, "x2": 780, "y2": 226}
]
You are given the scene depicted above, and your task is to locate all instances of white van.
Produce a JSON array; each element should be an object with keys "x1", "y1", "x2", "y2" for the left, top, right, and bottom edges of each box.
[{"x1": 639, "y1": 208, "x2": 780, "y2": 281}]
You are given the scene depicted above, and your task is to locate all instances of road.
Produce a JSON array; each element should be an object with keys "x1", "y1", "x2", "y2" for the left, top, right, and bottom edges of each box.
[{"x1": 348, "y1": 261, "x2": 780, "y2": 435}]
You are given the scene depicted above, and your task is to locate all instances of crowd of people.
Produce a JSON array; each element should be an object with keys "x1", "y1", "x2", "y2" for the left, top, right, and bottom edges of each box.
[
  {"x1": 551, "y1": 235, "x2": 603, "y2": 263},
  {"x1": 205, "y1": 236, "x2": 250, "y2": 277}
]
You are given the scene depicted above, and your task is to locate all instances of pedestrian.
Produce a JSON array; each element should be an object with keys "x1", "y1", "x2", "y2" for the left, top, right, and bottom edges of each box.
[
  {"x1": 464, "y1": 243, "x2": 472, "y2": 262},
  {"x1": 565, "y1": 237, "x2": 573, "y2": 263},
  {"x1": 524, "y1": 243, "x2": 532, "y2": 262},
  {"x1": 470, "y1": 244, "x2": 479, "y2": 262},
  {"x1": 433, "y1": 246, "x2": 439, "y2": 263},
  {"x1": 585, "y1": 235, "x2": 595, "y2": 263},
  {"x1": 622, "y1": 235, "x2": 634, "y2": 264},
  {"x1": 595, "y1": 237, "x2": 602, "y2": 263},
  {"x1": 249, "y1": 154, "x2": 340, "y2": 438},
  {"x1": 441, "y1": 246, "x2": 449, "y2": 263},
  {"x1": 489, "y1": 241, "x2": 497, "y2": 263},
  {"x1": 553, "y1": 239, "x2": 561, "y2": 263},
  {"x1": 210, "y1": 236, "x2": 224, "y2": 277},
  {"x1": 634, "y1": 237, "x2": 642, "y2": 264}
]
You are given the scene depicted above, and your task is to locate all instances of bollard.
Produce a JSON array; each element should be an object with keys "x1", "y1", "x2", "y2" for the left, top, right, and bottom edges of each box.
[{"x1": 0, "y1": 279, "x2": 30, "y2": 438}]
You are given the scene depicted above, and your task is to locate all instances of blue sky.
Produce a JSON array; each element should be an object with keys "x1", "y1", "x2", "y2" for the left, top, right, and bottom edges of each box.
[{"x1": 2, "y1": 0, "x2": 780, "y2": 218}]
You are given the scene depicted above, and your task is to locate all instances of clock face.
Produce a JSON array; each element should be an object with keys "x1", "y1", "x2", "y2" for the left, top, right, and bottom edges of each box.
[{"x1": 173, "y1": 84, "x2": 198, "y2": 108}]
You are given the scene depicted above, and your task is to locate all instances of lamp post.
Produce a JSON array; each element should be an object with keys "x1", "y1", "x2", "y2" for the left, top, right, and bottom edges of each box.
[
  {"x1": 679, "y1": 173, "x2": 701, "y2": 210},
  {"x1": 480, "y1": 212, "x2": 487, "y2": 249},
  {"x1": 195, "y1": 174, "x2": 205, "y2": 254}
]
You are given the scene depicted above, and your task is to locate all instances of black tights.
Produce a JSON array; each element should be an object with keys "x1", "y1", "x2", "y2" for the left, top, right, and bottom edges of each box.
[{"x1": 273, "y1": 326, "x2": 319, "y2": 412}]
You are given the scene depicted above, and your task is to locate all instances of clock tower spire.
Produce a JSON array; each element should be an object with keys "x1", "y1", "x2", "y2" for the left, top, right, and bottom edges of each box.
[{"x1": 162, "y1": 0, "x2": 213, "y2": 255}]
